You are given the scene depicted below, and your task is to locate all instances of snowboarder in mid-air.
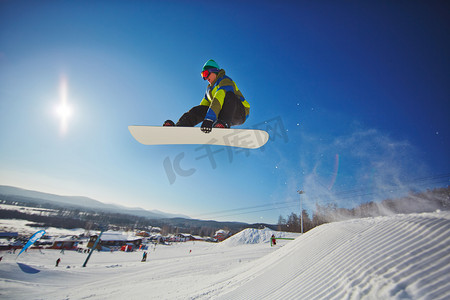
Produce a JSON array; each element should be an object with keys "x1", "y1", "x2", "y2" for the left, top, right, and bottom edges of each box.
[{"x1": 164, "y1": 59, "x2": 250, "y2": 133}]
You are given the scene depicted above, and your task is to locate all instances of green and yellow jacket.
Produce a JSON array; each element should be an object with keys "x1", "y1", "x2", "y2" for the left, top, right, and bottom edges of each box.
[{"x1": 201, "y1": 69, "x2": 250, "y2": 122}]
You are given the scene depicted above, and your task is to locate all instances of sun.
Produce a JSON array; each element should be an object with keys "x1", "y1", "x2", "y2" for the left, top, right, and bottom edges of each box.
[
  {"x1": 54, "y1": 76, "x2": 72, "y2": 135},
  {"x1": 56, "y1": 101, "x2": 72, "y2": 120}
]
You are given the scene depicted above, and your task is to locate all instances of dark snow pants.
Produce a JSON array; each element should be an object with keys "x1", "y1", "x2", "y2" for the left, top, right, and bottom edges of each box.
[{"x1": 176, "y1": 92, "x2": 246, "y2": 127}]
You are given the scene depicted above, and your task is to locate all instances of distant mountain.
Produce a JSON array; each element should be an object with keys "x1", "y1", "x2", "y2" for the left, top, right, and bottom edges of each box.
[{"x1": 0, "y1": 185, "x2": 190, "y2": 220}]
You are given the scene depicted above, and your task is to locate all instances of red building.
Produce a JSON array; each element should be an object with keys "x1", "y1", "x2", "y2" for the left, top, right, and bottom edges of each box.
[{"x1": 214, "y1": 229, "x2": 231, "y2": 242}]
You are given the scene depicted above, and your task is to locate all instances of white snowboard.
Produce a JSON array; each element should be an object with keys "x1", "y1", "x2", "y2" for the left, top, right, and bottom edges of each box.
[{"x1": 128, "y1": 126, "x2": 269, "y2": 149}]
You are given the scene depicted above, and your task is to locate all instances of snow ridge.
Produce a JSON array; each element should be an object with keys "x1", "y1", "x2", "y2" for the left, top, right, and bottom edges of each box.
[
  {"x1": 215, "y1": 212, "x2": 450, "y2": 299},
  {"x1": 219, "y1": 227, "x2": 298, "y2": 247}
]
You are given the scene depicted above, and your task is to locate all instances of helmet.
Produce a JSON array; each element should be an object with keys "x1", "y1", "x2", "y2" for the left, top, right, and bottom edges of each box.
[{"x1": 202, "y1": 59, "x2": 220, "y2": 71}]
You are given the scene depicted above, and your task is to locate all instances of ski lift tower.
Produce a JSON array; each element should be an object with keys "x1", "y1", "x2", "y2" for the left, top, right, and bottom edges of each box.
[{"x1": 297, "y1": 190, "x2": 305, "y2": 234}]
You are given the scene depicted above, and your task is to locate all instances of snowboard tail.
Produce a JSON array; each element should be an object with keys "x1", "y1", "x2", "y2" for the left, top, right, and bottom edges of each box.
[{"x1": 128, "y1": 126, "x2": 269, "y2": 149}]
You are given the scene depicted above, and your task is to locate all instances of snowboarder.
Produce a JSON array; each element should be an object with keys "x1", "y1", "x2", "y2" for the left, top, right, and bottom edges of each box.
[
  {"x1": 271, "y1": 234, "x2": 276, "y2": 247},
  {"x1": 164, "y1": 59, "x2": 250, "y2": 133},
  {"x1": 141, "y1": 251, "x2": 147, "y2": 262},
  {"x1": 56, "y1": 258, "x2": 61, "y2": 267}
]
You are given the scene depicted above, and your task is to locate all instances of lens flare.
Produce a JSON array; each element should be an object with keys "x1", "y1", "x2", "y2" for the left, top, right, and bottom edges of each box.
[{"x1": 54, "y1": 75, "x2": 72, "y2": 135}]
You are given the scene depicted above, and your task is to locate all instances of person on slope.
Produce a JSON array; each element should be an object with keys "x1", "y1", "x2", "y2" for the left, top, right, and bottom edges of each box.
[
  {"x1": 271, "y1": 234, "x2": 277, "y2": 247},
  {"x1": 163, "y1": 59, "x2": 250, "y2": 133}
]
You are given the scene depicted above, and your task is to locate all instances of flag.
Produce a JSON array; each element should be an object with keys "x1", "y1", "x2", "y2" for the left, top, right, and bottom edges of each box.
[{"x1": 17, "y1": 230, "x2": 46, "y2": 257}]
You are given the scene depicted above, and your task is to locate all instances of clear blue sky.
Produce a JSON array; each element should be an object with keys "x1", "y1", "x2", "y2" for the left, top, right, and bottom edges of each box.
[{"x1": 1, "y1": 1, "x2": 449, "y2": 224}]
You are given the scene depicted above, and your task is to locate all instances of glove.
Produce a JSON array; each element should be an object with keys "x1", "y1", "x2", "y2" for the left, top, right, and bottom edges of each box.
[
  {"x1": 163, "y1": 120, "x2": 175, "y2": 126},
  {"x1": 201, "y1": 119, "x2": 214, "y2": 133}
]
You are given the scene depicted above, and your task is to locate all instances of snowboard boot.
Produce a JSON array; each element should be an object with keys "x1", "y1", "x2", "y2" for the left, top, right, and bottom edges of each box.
[
  {"x1": 163, "y1": 120, "x2": 175, "y2": 126},
  {"x1": 213, "y1": 120, "x2": 230, "y2": 129}
]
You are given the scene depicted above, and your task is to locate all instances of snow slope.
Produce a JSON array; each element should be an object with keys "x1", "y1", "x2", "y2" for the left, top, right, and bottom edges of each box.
[
  {"x1": 212, "y1": 211, "x2": 450, "y2": 299},
  {"x1": 0, "y1": 212, "x2": 448, "y2": 299}
]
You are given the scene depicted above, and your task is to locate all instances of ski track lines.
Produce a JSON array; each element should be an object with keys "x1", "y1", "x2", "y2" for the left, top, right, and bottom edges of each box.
[
  {"x1": 214, "y1": 214, "x2": 450, "y2": 300},
  {"x1": 47, "y1": 244, "x2": 273, "y2": 300}
]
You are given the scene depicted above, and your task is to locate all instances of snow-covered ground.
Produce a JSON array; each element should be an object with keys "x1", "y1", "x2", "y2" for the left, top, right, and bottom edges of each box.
[
  {"x1": 0, "y1": 204, "x2": 58, "y2": 216},
  {"x1": 0, "y1": 218, "x2": 86, "y2": 237},
  {"x1": 0, "y1": 211, "x2": 449, "y2": 299}
]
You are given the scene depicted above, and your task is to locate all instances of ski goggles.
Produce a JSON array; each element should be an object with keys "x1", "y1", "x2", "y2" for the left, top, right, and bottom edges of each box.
[{"x1": 201, "y1": 68, "x2": 219, "y2": 80}]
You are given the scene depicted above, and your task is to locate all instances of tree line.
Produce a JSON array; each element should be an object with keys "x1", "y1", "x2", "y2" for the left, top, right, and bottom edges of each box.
[{"x1": 277, "y1": 186, "x2": 450, "y2": 233}]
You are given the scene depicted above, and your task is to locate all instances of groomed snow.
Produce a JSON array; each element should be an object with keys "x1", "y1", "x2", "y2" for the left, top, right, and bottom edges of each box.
[{"x1": 0, "y1": 211, "x2": 449, "y2": 299}]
